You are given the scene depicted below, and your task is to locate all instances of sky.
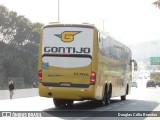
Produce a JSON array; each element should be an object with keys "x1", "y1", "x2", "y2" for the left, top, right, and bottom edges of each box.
[{"x1": 0, "y1": 0, "x2": 160, "y2": 45}]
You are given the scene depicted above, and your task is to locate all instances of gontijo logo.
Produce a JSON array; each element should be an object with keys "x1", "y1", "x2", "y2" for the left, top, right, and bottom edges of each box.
[{"x1": 54, "y1": 31, "x2": 81, "y2": 42}]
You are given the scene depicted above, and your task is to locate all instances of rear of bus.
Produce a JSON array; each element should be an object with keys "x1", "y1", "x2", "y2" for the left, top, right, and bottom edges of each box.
[{"x1": 38, "y1": 23, "x2": 97, "y2": 104}]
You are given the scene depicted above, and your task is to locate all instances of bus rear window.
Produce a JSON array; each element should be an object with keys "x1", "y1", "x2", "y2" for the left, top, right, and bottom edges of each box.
[
  {"x1": 42, "y1": 26, "x2": 93, "y2": 68},
  {"x1": 43, "y1": 57, "x2": 91, "y2": 68}
]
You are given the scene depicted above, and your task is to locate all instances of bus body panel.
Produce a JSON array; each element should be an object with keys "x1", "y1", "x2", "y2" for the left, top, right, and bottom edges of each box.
[
  {"x1": 42, "y1": 66, "x2": 91, "y2": 85},
  {"x1": 38, "y1": 83, "x2": 95, "y2": 100}
]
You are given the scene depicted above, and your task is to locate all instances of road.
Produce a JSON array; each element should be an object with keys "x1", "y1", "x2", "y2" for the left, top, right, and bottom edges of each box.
[{"x1": 0, "y1": 87, "x2": 160, "y2": 120}]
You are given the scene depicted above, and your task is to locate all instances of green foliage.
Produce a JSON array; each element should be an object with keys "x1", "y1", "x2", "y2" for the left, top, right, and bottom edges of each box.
[
  {"x1": 0, "y1": 5, "x2": 17, "y2": 42},
  {"x1": 0, "y1": 4, "x2": 44, "y2": 89}
]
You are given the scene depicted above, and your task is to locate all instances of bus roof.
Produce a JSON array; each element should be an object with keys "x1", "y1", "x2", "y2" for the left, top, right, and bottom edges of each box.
[{"x1": 43, "y1": 23, "x2": 95, "y2": 29}]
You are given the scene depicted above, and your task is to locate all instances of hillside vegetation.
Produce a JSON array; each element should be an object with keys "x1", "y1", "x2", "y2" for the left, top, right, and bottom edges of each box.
[{"x1": 0, "y1": 4, "x2": 44, "y2": 89}]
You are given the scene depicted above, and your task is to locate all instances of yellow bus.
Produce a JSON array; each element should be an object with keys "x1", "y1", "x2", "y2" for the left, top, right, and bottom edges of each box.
[{"x1": 38, "y1": 23, "x2": 137, "y2": 107}]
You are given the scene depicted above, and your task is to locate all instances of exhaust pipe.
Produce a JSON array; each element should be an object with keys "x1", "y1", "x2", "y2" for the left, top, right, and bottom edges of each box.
[{"x1": 48, "y1": 92, "x2": 52, "y2": 96}]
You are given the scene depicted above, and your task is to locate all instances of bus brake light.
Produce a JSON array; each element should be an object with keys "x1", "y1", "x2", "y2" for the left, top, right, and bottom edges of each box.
[
  {"x1": 90, "y1": 72, "x2": 96, "y2": 84},
  {"x1": 38, "y1": 70, "x2": 42, "y2": 81}
]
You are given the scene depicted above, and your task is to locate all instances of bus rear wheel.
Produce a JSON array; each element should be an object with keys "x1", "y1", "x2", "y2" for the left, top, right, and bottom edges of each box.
[
  {"x1": 106, "y1": 91, "x2": 111, "y2": 105},
  {"x1": 121, "y1": 95, "x2": 126, "y2": 101},
  {"x1": 98, "y1": 88, "x2": 110, "y2": 106},
  {"x1": 53, "y1": 99, "x2": 65, "y2": 107},
  {"x1": 66, "y1": 100, "x2": 74, "y2": 107},
  {"x1": 53, "y1": 99, "x2": 74, "y2": 108}
]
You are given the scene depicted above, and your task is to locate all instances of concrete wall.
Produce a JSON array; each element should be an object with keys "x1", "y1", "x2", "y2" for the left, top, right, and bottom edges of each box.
[{"x1": 0, "y1": 88, "x2": 38, "y2": 100}]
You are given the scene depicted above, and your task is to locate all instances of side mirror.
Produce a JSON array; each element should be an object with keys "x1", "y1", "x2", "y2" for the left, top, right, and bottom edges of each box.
[{"x1": 132, "y1": 59, "x2": 138, "y2": 71}]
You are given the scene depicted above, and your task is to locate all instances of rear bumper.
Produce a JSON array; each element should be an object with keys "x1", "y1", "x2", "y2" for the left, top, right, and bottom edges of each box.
[
  {"x1": 38, "y1": 82, "x2": 95, "y2": 100},
  {"x1": 146, "y1": 84, "x2": 156, "y2": 87}
]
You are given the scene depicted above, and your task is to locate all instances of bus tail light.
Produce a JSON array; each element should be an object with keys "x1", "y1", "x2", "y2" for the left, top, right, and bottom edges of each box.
[
  {"x1": 38, "y1": 70, "x2": 42, "y2": 81},
  {"x1": 90, "y1": 71, "x2": 96, "y2": 84}
]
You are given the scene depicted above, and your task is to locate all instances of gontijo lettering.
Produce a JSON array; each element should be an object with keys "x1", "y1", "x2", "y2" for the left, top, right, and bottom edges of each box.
[
  {"x1": 54, "y1": 31, "x2": 81, "y2": 42},
  {"x1": 44, "y1": 47, "x2": 90, "y2": 54}
]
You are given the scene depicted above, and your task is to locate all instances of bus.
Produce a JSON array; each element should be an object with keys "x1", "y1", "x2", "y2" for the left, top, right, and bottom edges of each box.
[{"x1": 38, "y1": 23, "x2": 137, "y2": 107}]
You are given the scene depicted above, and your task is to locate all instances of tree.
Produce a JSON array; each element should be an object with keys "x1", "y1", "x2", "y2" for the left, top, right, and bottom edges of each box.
[
  {"x1": 29, "y1": 23, "x2": 43, "y2": 45},
  {"x1": 0, "y1": 4, "x2": 44, "y2": 89},
  {"x1": 153, "y1": 0, "x2": 160, "y2": 9},
  {"x1": 0, "y1": 5, "x2": 17, "y2": 43},
  {"x1": 12, "y1": 15, "x2": 32, "y2": 46}
]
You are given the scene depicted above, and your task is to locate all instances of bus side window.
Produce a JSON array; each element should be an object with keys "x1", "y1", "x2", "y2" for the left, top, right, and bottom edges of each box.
[
  {"x1": 98, "y1": 32, "x2": 101, "y2": 42},
  {"x1": 98, "y1": 33, "x2": 103, "y2": 50}
]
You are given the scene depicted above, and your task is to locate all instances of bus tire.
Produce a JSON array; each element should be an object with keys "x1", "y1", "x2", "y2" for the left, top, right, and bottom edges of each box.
[
  {"x1": 121, "y1": 85, "x2": 128, "y2": 101},
  {"x1": 53, "y1": 99, "x2": 65, "y2": 108},
  {"x1": 66, "y1": 100, "x2": 74, "y2": 107},
  {"x1": 106, "y1": 86, "x2": 111, "y2": 105},
  {"x1": 98, "y1": 86, "x2": 110, "y2": 106},
  {"x1": 105, "y1": 93, "x2": 111, "y2": 105},
  {"x1": 121, "y1": 95, "x2": 126, "y2": 101}
]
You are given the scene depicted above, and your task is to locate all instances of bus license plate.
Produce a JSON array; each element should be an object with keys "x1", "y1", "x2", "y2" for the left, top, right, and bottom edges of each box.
[{"x1": 60, "y1": 82, "x2": 71, "y2": 87}]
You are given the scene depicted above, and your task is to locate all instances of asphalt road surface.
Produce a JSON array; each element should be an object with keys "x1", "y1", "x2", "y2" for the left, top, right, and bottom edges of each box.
[{"x1": 0, "y1": 86, "x2": 160, "y2": 120}]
